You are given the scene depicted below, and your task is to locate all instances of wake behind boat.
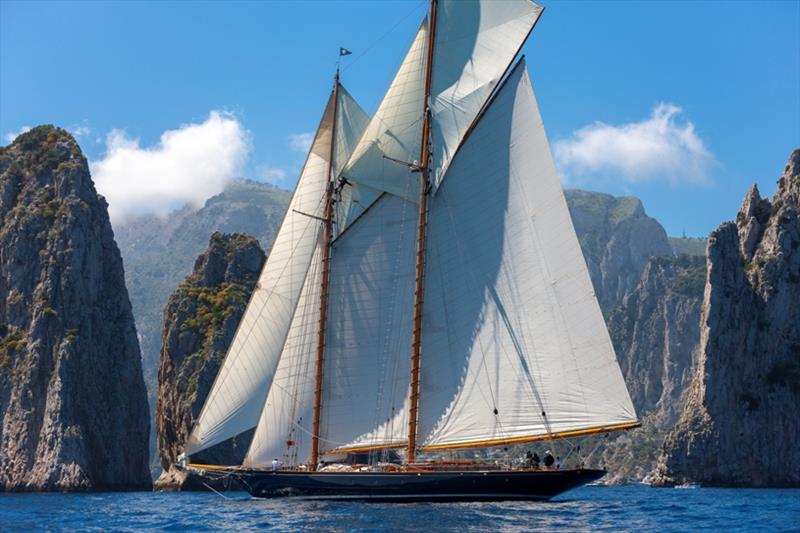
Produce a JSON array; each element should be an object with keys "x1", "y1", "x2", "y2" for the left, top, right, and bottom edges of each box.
[{"x1": 179, "y1": 0, "x2": 640, "y2": 502}]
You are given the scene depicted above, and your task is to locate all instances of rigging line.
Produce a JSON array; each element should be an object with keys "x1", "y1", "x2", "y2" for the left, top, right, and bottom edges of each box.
[
  {"x1": 202, "y1": 481, "x2": 232, "y2": 500},
  {"x1": 341, "y1": 0, "x2": 427, "y2": 73}
]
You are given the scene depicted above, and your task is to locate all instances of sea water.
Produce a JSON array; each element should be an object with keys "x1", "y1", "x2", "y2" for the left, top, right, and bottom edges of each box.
[{"x1": 1, "y1": 485, "x2": 798, "y2": 532}]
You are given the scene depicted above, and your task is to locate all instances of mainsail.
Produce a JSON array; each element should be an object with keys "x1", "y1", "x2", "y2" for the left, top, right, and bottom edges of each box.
[
  {"x1": 418, "y1": 60, "x2": 638, "y2": 451},
  {"x1": 186, "y1": 82, "x2": 369, "y2": 456}
]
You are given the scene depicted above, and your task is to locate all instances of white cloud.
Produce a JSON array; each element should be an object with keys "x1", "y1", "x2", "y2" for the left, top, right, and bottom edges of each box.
[
  {"x1": 90, "y1": 111, "x2": 248, "y2": 222},
  {"x1": 554, "y1": 103, "x2": 714, "y2": 185},
  {"x1": 4, "y1": 125, "x2": 31, "y2": 144},
  {"x1": 288, "y1": 132, "x2": 314, "y2": 153}
]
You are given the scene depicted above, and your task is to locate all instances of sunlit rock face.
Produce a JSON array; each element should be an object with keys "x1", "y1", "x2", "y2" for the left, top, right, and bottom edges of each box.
[
  {"x1": 0, "y1": 126, "x2": 151, "y2": 491},
  {"x1": 653, "y1": 149, "x2": 800, "y2": 488}
]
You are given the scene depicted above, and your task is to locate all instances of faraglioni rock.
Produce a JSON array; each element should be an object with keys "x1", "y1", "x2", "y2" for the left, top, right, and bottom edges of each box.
[
  {"x1": 155, "y1": 232, "x2": 265, "y2": 490},
  {"x1": 653, "y1": 149, "x2": 800, "y2": 487},
  {"x1": 0, "y1": 126, "x2": 151, "y2": 491}
]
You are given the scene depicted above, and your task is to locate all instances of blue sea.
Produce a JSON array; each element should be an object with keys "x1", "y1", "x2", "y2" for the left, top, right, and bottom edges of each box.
[{"x1": 1, "y1": 486, "x2": 798, "y2": 532}]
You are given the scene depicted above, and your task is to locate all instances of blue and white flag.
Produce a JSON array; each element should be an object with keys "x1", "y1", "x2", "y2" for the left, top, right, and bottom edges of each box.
[{"x1": 339, "y1": 47, "x2": 352, "y2": 56}]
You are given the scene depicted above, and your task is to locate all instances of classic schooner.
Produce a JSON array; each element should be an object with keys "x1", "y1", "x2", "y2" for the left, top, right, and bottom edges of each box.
[{"x1": 179, "y1": 0, "x2": 640, "y2": 501}]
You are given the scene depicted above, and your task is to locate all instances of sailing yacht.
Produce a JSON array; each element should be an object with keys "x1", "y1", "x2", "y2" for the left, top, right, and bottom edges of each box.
[{"x1": 179, "y1": 0, "x2": 640, "y2": 501}]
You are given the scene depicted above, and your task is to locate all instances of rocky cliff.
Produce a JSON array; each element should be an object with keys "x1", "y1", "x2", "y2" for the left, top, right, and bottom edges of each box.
[
  {"x1": 115, "y1": 180, "x2": 289, "y2": 476},
  {"x1": 585, "y1": 254, "x2": 705, "y2": 483},
  {"x1": 565, "y1": 189, "x2": 673, "y2": 312},
  {"x1": 0, "y1": 126, "x2": 151, "y2": 491},
  {"x1": 155, "y1": 232, "x2": 265, "y2": 490},
  {"x1": 653, "y1": 150, "x2": 800, "y2": 487}
]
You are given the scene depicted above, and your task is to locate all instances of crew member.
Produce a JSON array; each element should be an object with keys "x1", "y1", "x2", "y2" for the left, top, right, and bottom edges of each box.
[
  {"x1": 271, "y1": 458, "x2": 279, "y2": 472},
  {"x1": 544, "y1": 450, "x2": 555, "y2": 468}
]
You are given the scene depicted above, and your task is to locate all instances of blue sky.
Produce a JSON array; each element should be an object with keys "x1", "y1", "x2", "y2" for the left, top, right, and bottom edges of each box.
[{"x1": 2, "y1": 0, "x2": 798, "y2": 236}]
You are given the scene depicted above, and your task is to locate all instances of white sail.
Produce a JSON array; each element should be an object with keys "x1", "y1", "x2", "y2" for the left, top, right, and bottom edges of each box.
[
  {"x1": 418, "y1": 60, "x2": 638, "y2": 451},
  {"x1": 319, "y1": 193, "x2": 417, "y2": 453},
  {"x1": 333, "y1": 84, "x2": 370, "y2": 179},
  {"x1": 243, "y1": 247, "x2": 322, "y2": 468},
  {"x1": 430, "y1": 0, "x2": 542, "y2": 188},
  {"x1": 186, "y1": 83, "x2": 368, "y2": 456},
  {"x1": 339, "y1": 19, "x2": 428, "y2": 204}
]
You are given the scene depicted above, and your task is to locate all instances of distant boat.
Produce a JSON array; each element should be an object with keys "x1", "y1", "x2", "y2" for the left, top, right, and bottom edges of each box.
[{"x1": 179, "y1": 0, "x2": 640, "y2": 501}]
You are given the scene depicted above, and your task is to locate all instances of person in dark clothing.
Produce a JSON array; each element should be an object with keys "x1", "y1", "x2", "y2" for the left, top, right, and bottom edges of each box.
[
  {"x1": 532, "y1": 452, "x2": 540, "y2": 468},
  {"x1": 525, "y1": 450, "x2": 533, "y2": 466},
  {"x1": 543, "y1": 450, "x2": 555, "y2": 468}
]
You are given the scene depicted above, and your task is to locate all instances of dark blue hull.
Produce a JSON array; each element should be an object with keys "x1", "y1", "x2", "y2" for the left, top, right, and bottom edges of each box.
[{"x1": 230, "y1": 468, "x2": 605, "y2": 501}]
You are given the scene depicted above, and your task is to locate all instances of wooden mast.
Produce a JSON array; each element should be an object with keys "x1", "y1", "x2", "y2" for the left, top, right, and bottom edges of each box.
[
  {"x1": 310, "y1": 69, "x2": 339, "y2": 471},
  {"x1": 407, "y1": 0, "x2": 437, "y2": 464}
]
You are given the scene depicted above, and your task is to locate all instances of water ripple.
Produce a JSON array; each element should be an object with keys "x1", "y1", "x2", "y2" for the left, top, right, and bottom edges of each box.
[{"x1": 1, "y1": 486, "x2": 798, "y2": 532}]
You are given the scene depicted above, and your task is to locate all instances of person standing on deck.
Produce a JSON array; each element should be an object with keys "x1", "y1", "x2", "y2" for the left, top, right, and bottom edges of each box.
[
  {"x1": 272, "y1": 458, "x2": 279, "y2": 472},
  {"x1": 544, "y1": 451, "x2": 555, "y2": 468}
]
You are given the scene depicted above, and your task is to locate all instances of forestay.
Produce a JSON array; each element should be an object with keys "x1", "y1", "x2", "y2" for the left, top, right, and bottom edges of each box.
[
  {"x1": 186, "y1": 83, "x2": 369, "y2": 456},
  {"x1": 339, "y1": 20, "x2": 428, "y2": 204},
  {"x1": 417, "y1": 60, "x2": 638, "y2": 451},
  {"x1": 430, "y1": 0, "x2": 542, "y2": 189},
  {"x1": 320, "y1": 194, "x2": 417, "y2": 453}
]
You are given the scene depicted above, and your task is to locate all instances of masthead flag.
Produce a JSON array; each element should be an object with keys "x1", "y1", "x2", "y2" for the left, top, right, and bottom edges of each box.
[{"x1": 339, "y1": 48, "x2": 352, "y2": 56}]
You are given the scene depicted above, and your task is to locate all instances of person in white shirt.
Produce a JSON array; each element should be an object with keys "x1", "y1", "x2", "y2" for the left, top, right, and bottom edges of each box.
[{"x1": 271, "y1": 458, "x2": 279, "y2": 472}]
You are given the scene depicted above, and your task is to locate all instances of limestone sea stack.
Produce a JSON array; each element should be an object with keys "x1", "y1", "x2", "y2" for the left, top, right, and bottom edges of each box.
[
  {"x1": 155, "y1": 232, "x2": 265, "y2": 490},
  {"x1": 653, "y1": 149, "x2": 800, "y2": 487},
  {"x1": 0, "y1": 126, "x2": 151, "y2": 491}
]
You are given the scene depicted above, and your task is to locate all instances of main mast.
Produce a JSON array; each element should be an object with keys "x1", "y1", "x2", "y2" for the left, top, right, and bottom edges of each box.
[
  {"x1": 310, "y1": 69, "x2": 339, "y2": 470},
  {"x1": 407, "y1": 0, "x2": 437, "y2": 464}
]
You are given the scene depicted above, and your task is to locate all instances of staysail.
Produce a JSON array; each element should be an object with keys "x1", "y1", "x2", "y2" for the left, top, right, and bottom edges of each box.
[
  {"x1": 338, "y1": 19, "x2": 428, "y2": 205},
  {"x1": 186, "y1": 82, "x2": 368, "y2": 456},
  {"x1": 417, "y1": 60, "x2": 638, "y2": 451},
  {"x1": 319, "y1": 193, "x2": 417, "y2": 454},
  {"x1": 430, "y1": 0, "x2": 542, "y2": 188}
]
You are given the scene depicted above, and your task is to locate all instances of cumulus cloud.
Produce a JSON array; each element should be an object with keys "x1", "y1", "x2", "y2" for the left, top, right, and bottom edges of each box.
[
  {"x1": 288, "y1": 132, "x2": 314, "y2": 153},
  {"x1": 554, "y1": 103, "x2": 714, "y2": 185},
  {"x1": 91, "y1": 111, "x2": 248, "y2": 222},
  {"x1": 4, "y1": 125, "x2": 31, "y2": 144}
]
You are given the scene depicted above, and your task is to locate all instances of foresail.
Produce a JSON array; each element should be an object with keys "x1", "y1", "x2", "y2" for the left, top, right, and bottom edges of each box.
[
  {"x1": 339, "y1": 19, "x2": 428, "y2": 204},
  {"x1": 430, "y1": 0, "x2": 542, "y2": 190},
  {"x1": 243, "y1": 247, "x2": 322, "y2": 468},
  {"x1": 320, "y1": 194, "x2": 417, "y2": 453},
  {"x1": 185, "y1": 83, "x2": 365, "y2": 456},
  {"x1": 417, "y1": 60, "x2": 638, "y2": 451}
]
